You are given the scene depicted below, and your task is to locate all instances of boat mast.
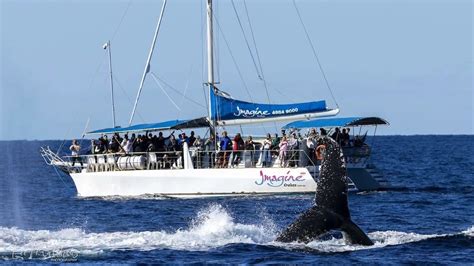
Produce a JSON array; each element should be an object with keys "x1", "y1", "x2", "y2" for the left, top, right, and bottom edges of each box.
[
  {"x1": 206, "y1": 0, "x2": 217, "y2": 142},
  {"x1": 104, "y1": 40, "x2": 116, "y2": 128},
  {"x1": 129, "y1": 0, "x2": 167, "y2": 126},
  {"x1": 206, "y1": 0, "x2": 215, "y2": 86}
]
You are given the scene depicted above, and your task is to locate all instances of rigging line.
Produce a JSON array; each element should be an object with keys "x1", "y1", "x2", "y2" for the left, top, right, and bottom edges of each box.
[
  {"x1": 52, "y1": 164, "x2": 69, "y2": 189},
  {"x1": 56, "y1": 126, "x2": 72, "y2": 156},
  {"x1": 212, "y1": 13, "x2": 254, "y2": 102},
  {"x1": 271, "y1": 86, "x2": 297, "y2": 102},
  {"x1": 292, "y1": 0, "x2": 339, "y2": 108},
  {"x1": 110, "y1": 0, "x2": 133, "y2": 42},
  {"x1": 65, "y1": 45, "x2": 107, "y2": 149},
  {"x1": 151, "y1": 73, "x2": 207, "y2": 109},
  {"x1": 177, "y1": 64, "x2": 194, "y2": 121},
  {"x1": 79, "y1": 117, "x2": 91, "y2": 148},
  {"x1": 243, "y1": 0, "x2": 263, "y2": 79},
  {"x1": 87, "y1": 54, "x2": 108, "y2": 96},
  {"x1": 231, "y1": 0, "x2": 262, "y2": 79},
  {"x1": 179, "y1": 64, "x2": 194, "y2": 107},
  {"x1": 113, "y1": 76, "x2": 146, "y2": 123},
  {"x1": 149, "y1": 72, "x2": 182, "y2": 111},
  {"x1": 214, "y1": 5, "x2": 274, "y2": 135},
  {"x1": 242, "y1": 0, "x2": 272, "y2": 106}
]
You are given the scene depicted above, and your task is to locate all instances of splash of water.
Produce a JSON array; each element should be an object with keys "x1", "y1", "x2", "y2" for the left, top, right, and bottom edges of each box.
[
  {"x1": 0, "y1": 204, "x2": 275, "y2": 255},
  {"x1": 0, "y1": 204, "x2": 471, "y2": 257},
  {"x1": 462, "y1": 225, "x2": 474, "y2": 237}
]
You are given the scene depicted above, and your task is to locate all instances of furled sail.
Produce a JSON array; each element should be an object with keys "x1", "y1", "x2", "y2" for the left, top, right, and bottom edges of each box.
[{"x1": 209, "y1": 87, "x2": 339, "y2": 126}]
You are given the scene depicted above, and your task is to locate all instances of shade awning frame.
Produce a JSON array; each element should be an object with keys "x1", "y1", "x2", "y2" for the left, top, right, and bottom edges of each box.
[
  {"x1": 86, "y1": 117, "x2": 210, "y2": 135},
  {"x1": 282, "y1": 116, "x2": 389, "y2": 129}
]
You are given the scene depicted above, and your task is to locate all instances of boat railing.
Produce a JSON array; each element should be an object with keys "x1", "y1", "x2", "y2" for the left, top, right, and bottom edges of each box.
[
  {"x1": 190, "y1": 148, "x2": 317, "y2": 170},
  {"x1": 59, "y1": 148, "x2": 317, "y2": 173},
  {"x1": 342, "y1": 145, "x2": 371, "y2": 165}
]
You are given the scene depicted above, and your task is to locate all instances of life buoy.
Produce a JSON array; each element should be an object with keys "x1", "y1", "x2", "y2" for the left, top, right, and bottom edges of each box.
[{"x1": 316, "y1": 145, "x2": 326, "y2": 160}]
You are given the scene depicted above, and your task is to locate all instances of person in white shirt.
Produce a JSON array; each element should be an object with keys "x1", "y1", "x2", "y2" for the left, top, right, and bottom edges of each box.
[
  {"x1": 69, "y1": 140, "x2": 83, "y2": 167},
  {"x1": 262, "y1": 133, "x2": 272, "y2": 167},
  {"x1": 121, "y1": 134, "x2": 133, "y2": 154}
]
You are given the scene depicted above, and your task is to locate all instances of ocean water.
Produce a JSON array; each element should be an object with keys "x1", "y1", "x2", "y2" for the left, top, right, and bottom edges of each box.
[{"x1": 0, "y1": 136, "x2": 473, "y2": 264}]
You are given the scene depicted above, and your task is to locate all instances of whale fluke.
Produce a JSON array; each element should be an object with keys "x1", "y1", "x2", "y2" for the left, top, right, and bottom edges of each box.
[{"x1": 276, "y1": 136, "x2": 374, "y2": 246}]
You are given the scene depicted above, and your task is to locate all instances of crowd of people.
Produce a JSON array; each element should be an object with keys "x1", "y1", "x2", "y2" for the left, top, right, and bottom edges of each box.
[{"x1": 70, "y1": 126, "x2": 363, "y2": 169}]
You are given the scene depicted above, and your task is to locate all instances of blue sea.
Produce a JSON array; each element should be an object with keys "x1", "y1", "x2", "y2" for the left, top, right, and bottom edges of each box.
[{"x1": 0, "y1": 136, "x2": 473, "y2": 264}]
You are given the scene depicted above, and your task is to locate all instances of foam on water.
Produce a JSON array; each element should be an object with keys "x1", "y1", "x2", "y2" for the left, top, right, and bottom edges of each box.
[
  {"x1": 0, "y1": 204, "x2": 471, "y2": 256},
  {"x1": 0, "y1": 204, "x2": 276, "y2": 255},
  {"x1": 462, "y1": 225, "x2": 474, "y2": 237}
]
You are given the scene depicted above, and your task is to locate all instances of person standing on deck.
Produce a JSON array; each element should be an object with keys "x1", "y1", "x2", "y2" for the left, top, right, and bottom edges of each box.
[
  {"x1": 262, "y1": 133, "x2": 272, "y2": 167},
  {"x1": 232, "y1": 133, "x2": 245, "y2": 167},
  {"x1": 204, "y1": 134, "x2": 217, "y2": 168},
  {"x1": 288, "y1": 133, "x2": 300, "y2": 167},
  {"x1": 245, "y1": 136, "x2": 257, "y2": 167},
  {"x1": 192, "y1": 136, "x2": 203, "y2": 168},
  {"x1": 271, "y1": 133, "x2": 281, "y2": 156},
  {"x1": 219, "y1": 131, "x2": 232, "y2": 167},
  {"x1": 189, "y1": 131, "x2": 196, "y2": 146},
  {"x1": 69, "y1": 140, "x2": 83, "y2": 167},
  {"x1": 331, "y1": 127, "x2": 341, "y2": 144},
  {"x1": 279, "y1": 136, "x2": 289, "y2": 167}
]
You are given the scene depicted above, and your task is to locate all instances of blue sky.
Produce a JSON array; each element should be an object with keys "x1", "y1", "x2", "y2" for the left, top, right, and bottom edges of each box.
[{"x1": 1, "y1": 0, "x2": 472, "y2": 140}]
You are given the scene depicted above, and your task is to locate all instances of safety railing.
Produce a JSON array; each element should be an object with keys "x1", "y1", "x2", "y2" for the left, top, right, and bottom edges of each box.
[
  {"x1": 55, "y1": 148, "x2": 318, "y2": 173},
  {"x1": 342, "y1": 145, "x2": 371, "y2": 165},
  {"x1": 189, "y1": 148, "x2": 317, "y2": 169}
]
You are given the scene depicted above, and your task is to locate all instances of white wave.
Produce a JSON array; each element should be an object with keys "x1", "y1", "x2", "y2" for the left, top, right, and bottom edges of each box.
[
  {"x1": 462, "y1": 225, "x2": 474, "y2": 237},
  {"x1": 271, "y1": 230, "x2": 444, "y2": 253},
  {"x1": 0, "y1": 204, "x2": 276, "y2": 255},
  {"x1": 0, "y1": 205, "x2": 471, "y2": 256},
  {"x1": 297, "y1": 226, "x2": 474, "y2": 253}
]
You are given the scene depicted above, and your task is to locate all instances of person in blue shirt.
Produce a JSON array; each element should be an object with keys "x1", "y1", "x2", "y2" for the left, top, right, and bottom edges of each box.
[
  {"x1": 219, "y1": 131, "x2": 232, "y2": 151},
  {"x1": 218, "y1": 131, "x2": 232, "y2": 167}
]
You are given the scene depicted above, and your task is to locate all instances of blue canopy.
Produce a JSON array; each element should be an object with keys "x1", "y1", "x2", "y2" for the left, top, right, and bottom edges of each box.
[
  {"x1": 87, "y1": 117, "x2": 209, "y2": 135},
  {"x1": 283, "y1": 117, "x2": 389, "y2": 129}
]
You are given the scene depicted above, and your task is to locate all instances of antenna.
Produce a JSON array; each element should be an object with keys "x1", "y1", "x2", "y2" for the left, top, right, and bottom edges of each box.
[{"x1": 103, "y1": 40, "x2": 116, "y2": 128}]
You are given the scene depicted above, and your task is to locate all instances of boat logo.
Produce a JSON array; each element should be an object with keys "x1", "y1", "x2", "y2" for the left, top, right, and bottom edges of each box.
[
  {"x1": 234, "y1": 106, "x2": 270, "y2": 118},
  {"x1": 255, "y1": 170, "x2": 306, "y2": 187}
]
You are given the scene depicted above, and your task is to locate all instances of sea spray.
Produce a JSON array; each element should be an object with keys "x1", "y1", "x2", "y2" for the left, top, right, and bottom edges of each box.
[
  {"x1": 0, "y1": 204, "x2": 275, "y2": 254},
  {"x1": 2, "y1": 221, "x2": 472, "y2": 257}
]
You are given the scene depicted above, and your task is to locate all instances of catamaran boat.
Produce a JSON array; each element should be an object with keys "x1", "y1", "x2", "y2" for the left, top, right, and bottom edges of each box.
[{"x1": 41, "y1": 0, "x2": 389, "y2": 198}]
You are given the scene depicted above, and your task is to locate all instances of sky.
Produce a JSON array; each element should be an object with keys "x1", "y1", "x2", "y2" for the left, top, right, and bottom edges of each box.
[{"x1": 0, "y1": 0, "x2": 472, "y2": 140}]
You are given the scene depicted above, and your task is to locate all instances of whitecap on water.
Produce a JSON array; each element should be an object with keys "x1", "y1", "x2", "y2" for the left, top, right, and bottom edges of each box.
[
  {"x1": 0, "y1": 204, "x2": 471, "y2": 256},
  {"x1": 462, "y1": 225, "x2": 474, "y2": 237},
  {"x1": 0, "y1": 204, "x2": 276, "y2": 255}
]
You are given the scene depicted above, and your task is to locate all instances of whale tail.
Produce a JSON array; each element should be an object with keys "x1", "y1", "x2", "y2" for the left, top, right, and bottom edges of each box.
[
  {"x1": 276, "y1": 206, "x2": 374, "y2": 246},
  {"x1": 276, "y1": 136, "x2": 373, "y2": 246}
]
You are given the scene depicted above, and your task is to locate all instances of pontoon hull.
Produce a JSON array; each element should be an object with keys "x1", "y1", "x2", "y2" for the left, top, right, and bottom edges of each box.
[{"x1": 70, "y1": 167, "x2": 317, "y2": 198}]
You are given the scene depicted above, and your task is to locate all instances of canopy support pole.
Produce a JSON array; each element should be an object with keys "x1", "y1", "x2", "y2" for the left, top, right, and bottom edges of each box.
[{"x1": 129, "y1": 0, "x2": 167, "y2": 126}]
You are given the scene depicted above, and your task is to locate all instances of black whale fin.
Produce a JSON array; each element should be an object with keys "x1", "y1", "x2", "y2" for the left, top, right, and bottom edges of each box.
[
  {"x1": 275, "y1": 206, "x2": 373, "y2": 245},
  {"x1": 276, "y1": 137, "x2": 373, "y2": 246}
]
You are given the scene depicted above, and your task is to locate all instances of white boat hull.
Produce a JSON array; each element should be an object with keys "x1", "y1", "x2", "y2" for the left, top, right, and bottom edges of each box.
[{"x1": 70, "y1": 167, "x2": 317, "y2": 198}]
